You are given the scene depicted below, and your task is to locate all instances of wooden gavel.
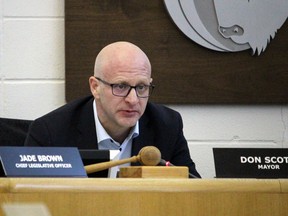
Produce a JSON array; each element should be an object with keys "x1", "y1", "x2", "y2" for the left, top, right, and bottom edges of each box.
[{"x1": 84, "y1": 146, "x2": 162, "y2": 174}]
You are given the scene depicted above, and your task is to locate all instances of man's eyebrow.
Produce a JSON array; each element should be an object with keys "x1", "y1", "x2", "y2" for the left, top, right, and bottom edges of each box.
[{"x1": 114, "y1": 79, "x2": 150, "y2": 85}]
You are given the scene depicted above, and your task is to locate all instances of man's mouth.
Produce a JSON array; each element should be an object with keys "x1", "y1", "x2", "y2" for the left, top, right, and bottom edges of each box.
[{"x1": 120, "y1": 109, "x2": 139, "y2": 116}]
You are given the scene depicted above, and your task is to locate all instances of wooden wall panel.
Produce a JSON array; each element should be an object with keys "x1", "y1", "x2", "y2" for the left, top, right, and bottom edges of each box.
[{"x1": 65, "y1": 0, "x2": 288, "y2": 104}]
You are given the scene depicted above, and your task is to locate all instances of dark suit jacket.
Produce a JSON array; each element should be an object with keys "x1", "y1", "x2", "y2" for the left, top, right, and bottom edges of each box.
[{"x1": 24, "y1": 95, "x2": 201, "y2": 178}]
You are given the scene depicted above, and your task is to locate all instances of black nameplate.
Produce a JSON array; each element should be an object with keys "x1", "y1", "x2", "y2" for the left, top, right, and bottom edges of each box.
[
  {"x1": 0, "y1": 147, "x2": 87, "y2": 177},
  {"x1": 213, "y1": 148, "x2": 288, "y2": 178}
]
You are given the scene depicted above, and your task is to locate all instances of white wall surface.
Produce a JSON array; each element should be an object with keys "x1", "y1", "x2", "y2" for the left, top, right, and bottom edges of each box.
[
  {"x1": 0, "y1": 0, "x2": 65, "y2": 119},
  {"x1": 0, "y1": 0, "x2": 287, "y2": 178}
]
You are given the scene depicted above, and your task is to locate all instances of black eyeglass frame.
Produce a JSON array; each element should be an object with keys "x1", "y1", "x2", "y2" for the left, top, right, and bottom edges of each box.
[{"x1": 95, "y1": 76, "x2": 155, "y2": 98}]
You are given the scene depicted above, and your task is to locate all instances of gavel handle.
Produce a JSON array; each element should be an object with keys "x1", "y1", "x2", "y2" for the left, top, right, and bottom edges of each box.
[{"x1": 85, "y1": 155, "x2": 140, "y2": 174}]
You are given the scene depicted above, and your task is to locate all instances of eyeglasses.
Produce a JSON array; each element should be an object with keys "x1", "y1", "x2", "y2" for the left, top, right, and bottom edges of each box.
[{"x1": 95, "y1": 77, "x2": 155, "y2": 98}]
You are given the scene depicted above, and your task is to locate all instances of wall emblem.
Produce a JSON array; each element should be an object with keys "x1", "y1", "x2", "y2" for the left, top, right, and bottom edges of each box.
[{"x1": 164, "y1": 0, "x2": 288, "y2": 55}]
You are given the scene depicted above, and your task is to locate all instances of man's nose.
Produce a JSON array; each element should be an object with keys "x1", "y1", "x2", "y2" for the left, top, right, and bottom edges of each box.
[{"x1": 125, "y1": 88, "x2": 139, "y2": 103}]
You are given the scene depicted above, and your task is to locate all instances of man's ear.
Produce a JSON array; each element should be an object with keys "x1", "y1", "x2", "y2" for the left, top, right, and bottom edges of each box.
[{"x1": 89, "y1": 76, "x2": 100, "y2": 98}]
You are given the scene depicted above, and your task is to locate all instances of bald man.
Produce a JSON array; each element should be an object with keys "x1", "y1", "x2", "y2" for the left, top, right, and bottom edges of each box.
[{"x1": 25, "y1": 41, "x2": 201, "y2": 178}]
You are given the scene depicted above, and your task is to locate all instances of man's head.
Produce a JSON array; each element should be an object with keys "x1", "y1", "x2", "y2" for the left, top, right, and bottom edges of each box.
[{"x1": 89, "y1": 41, "x2": 153, "y2": 141}]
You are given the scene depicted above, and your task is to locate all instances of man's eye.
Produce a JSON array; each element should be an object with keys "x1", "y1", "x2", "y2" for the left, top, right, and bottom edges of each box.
[
  {"x1": 136, "y1": 85, "x2": 149, "y2": 92},
  {"x1": 115, "y1": 84, "x2": 128, "y2": 90}
]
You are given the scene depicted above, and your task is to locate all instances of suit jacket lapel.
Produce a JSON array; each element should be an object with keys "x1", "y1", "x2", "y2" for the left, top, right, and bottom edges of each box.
[
  {"x1": 76, "y1": 97, "x2": 98, "y2": 149},
  {"x1": 131, "y1": 111, "x2": 155, "y2": 165}
]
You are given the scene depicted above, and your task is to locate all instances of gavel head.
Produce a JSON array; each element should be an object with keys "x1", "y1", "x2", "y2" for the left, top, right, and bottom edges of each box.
[{"x1": 138, "y1": 146, "x2": 161, "y2": 166}]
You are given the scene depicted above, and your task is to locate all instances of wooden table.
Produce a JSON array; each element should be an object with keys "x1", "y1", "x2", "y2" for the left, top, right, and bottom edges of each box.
[{"x1": 0, "y1": 178, "x2": 287, "y2": 216}]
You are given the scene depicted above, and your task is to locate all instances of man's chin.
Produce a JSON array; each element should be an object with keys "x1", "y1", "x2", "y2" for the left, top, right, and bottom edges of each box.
[{"x1": 119, "y1": 119, "x2": 138, "y2": 128}]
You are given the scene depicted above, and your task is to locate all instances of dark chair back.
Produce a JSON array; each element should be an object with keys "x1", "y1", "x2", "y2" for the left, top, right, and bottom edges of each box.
[{"x1": 0, "y1": 118, "x2": 32, "y2": 146}]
